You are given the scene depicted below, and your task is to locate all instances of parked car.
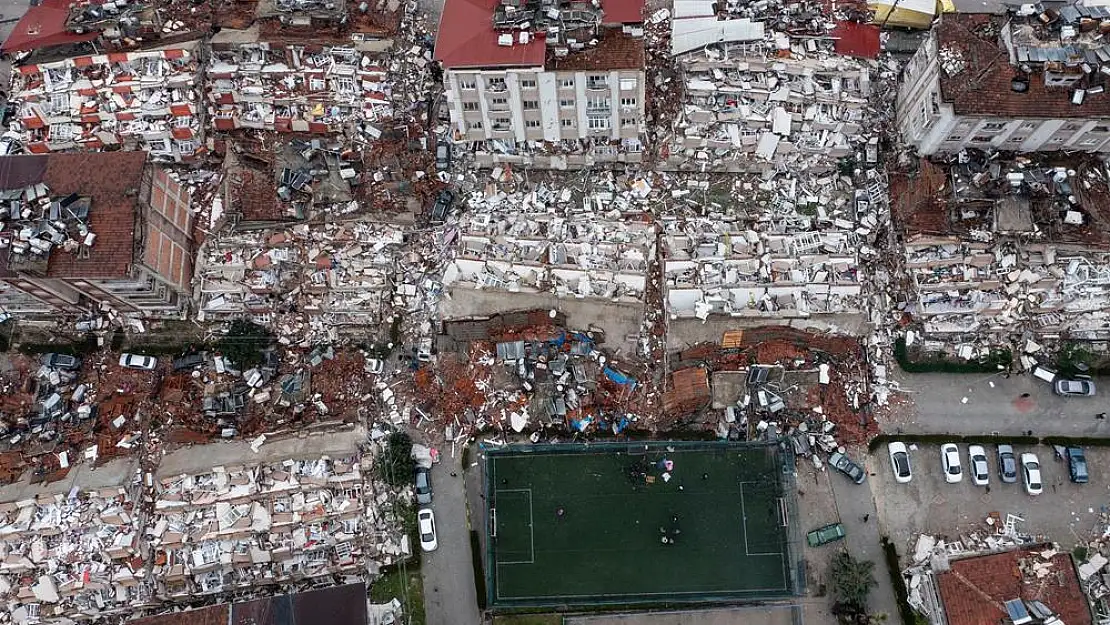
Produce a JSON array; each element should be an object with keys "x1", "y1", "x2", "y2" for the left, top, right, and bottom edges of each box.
[
  {"x1": 806, "y1": 522, "x2": 846, "y2": 547},
  {"x1": 430, "y1": 189, "x2": 455, "y2": 223},
  {"x1": 435, "y1": 140, "x2": 452, "y2": 171},
  {"x1": 941, "y1": 443, "x2": 963, "y2": 484},
  {"x1": 39, "y1": 353, "x2": 81, "y2": 371},
  {"x1": 829, "y1": 451, "x2": 866, "y2": 484},
  {"x1": 888, "y1": 442, "x2": 912, "y2": 484},
  {"x1": 997, "y1": 444, "x2": 1018, "y2": 483},
  {"x1": 968, "y1": 445, "x2": 989, "y2": 486},
  {"x1": 172, "y1": 352, "x2": 206, "y2": 372},
  {"x1": 418, "y1": 508, "x2": 438, "y2": 552},
  {"x1": 1055, "y1": 378, "x2": 1096, "y2": 396},
  {"x1": 119, "y1": 353, "x2": 158, "y2": 370},
  {"x1": 1021, "y1": 453, "x2": 1043, "y2": 495},
  {"x1": 1067, "y1": 447, "x2": 1089, "y2": 484},
  {"x1": 415, "y1": 466, "x2": 432, "y2": 504}
]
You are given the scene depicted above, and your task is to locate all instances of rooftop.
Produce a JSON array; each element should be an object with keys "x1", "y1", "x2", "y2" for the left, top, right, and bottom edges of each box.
[
  {"x1": 936, "y1": 545, "x2": 1091, "y2": 625},
  {"x1": 0, "y1": 152, "x2": 147, "y2": 279},
  {"x1": 937, "y1": 12, "x2": 1110, "y2": 118},
  {"x1": 434, "y1": 0, "x2": 644, "y2": 69},
  {"x1": 0, "y1": 0, "x2": 97, "y2": 54}
]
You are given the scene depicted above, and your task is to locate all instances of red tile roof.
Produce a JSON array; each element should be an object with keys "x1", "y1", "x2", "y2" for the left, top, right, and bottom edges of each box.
[
  {"x1": 936, "y1": 545, "x2": 1092, "y2": 625},
  {"x1": 0, "y1": 153, "x2": 146, "y2": 279},
  {"x1": 433, "y1": 0, "x2": 546, "y2": 69},
  {"x1": 832, "y1": 21, "x2": 880, "y2": 59},
  {"x1": 938, "y1": 14, "x2": 1110, "y2": 118},
  {"x1": 0, "y1": 0, "x2": 98, "y2": 54},
  {"x1": 602, "y1": 0, "x2": 645, "y2": 24},
  {"x1": 545, "y1": 29, "x2": 644, "y2": 71}
]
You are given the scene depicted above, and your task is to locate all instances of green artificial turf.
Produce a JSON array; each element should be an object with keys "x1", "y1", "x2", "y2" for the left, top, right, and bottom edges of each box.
[{"x1": 486, "y1": 442, "x2": 793, "y2": 607}]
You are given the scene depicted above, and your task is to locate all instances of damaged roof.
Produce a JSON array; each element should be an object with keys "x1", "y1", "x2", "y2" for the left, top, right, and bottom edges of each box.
[
  {"x1": 937, "y1": 13, "x2": 1110, "y2": 118},
  {"x1": 936, "y1": 545, "x2": 1092, "y2": 625},
  {"x1": 0, "y1": 152, "x2": 146, "y2": 278},
  {"x1": 0, "y1": 0, "x2": 98, "y2": 54},
  {"x1": 433, "y1": 0, "x2": 546, "y2": 69}
]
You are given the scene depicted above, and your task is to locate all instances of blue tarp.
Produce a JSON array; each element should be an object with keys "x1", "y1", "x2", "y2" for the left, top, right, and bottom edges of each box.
[
  {"x1": 571, "y1": 416, "x2": 593, "y2": 432},
  {"x1": 603, "y1": 366, "x2": 637, "y2": 390}
]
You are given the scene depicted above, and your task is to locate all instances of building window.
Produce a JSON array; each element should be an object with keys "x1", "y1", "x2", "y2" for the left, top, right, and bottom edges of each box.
[
  {"x1": 525, "y1": 119, "x2": 540, "y2": 128},
  {"x1": 490, "y1": 97, "x2": 508, "y2": 109},
  {"x1": 521, "y1": 79, "x2": 537, "y2": 88},
  {"x1": 1009, "y1": 136, "x2": 1027, "y2": 143},
  {"x1": 1080, "y1": 138, "x2": 1100, "y2": 146},
  {"x1": 619, "y1": 78, "x2": 637, "y2": 90},
  {"x1": 621, "y1": 118, "x2": 637, "y2": 127},
  {"x1": 492, "y1": 117, "x2": 511, "y2": 130},
  {"x1": 561, "y1": 119, "x2": 574, "y2": 128},
  {"x1": 1063, "y1": 123, "x2": 1079, "y2": 131},
  {"x1": 1050, "y1": 136, "x2": 1066, "y2": 143},
  {"x1": 1020, "y1": 122, "x2": 1036, "y2": 130},
  {"x1": 560, "y1": 78, "x2": 575, "y2": 88},
  {"x1": 463, "y1": 102, "x2": 479, "y2": 111},
  {"x1": 587, "y1": 75, "x2": 608, "y2": 90},
  {"x1": 50, "y1": 124, "x2": 75, "y2": 141},
  {"x1": 522, "y1": 100, "x2": 538, "y2": 110},
  {"x1": 587, "y1": 97, "x2": 610, "y2": 110},
  {"x1": 971, "y1": 135, "x2": 991, "y2": 143},
  {"x1": 945, "y1": 134, "x2": 963, "y2": 142},
  {"x1": 459, "y1": 79, "x2": 477, "y2": 90},
  {"x1": 981, "y1": 122, "x2": 1006, "y2": 131},
  {"x1": 588, "y1": 116, "x2": 610, "y2": 130},
  {"x1": 50, "y1": 92, "x2": 69, "y2": 112},
  {"x1": 468, "y1": 121, "x2": 483, "y2": 131},
  {"x1": 176, "y1": 139, "x2": 197, "y2": 154},
  {"x1": 487, "y1": 77, "x2": 506, "y2": 91},
  {"x1": 957, "y1": 121, "x2": 972, "y2": 130},
  {"x1": 620, "y1": 97, "x2": 637, "y2": 107},
  {"x1": 559, "y1": 99, "x2": 574, "y2": 108}
]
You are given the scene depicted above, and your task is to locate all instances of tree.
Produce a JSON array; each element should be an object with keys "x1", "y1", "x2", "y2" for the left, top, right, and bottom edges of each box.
[
  {"x1": 831, "y1": 550, "x2": 877, "y2": 616},
  {"x1": 378, "y1": 431, "x2": 416, "y2": 487},
  {"x1": 216, "y1": 319, "x2": 274, "y2": 369}
]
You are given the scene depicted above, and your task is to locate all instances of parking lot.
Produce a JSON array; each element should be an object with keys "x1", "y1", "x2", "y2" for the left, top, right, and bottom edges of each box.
[{"x1": 870, "y1": 442, "x2": 1110, "y2": 563}]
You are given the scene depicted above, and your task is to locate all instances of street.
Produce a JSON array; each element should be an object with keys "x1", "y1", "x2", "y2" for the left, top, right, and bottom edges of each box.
[
  {"x1": 888, "y1": 370, "x2": 1105, "y2": 436},
  {"x1": 420, "y1": 452, "x2": 481, "y2": 625},
  {"x1": 828, "y1": 466, "x2": 900, "y2": 621}
]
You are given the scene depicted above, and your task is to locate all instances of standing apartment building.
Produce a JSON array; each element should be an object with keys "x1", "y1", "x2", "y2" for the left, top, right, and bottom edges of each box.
[
  {"x1": 434, "y1": 0, "x2": 647, "y2": 167},
  {"x1": 898, "y1": 10, "x2": 1110, "y2": 155}
]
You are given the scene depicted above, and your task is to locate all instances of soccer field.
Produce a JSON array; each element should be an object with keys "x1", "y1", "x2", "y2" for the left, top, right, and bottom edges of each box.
[{"x1": 484, "y1": 442, "x2": 798, "y2": 607}]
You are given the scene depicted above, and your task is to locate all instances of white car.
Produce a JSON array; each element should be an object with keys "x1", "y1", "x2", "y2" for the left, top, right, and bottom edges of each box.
[
  {"x1": 941, "y1": 443, "x2": 962, "y2": 484},
  {"x1": 418, "y1": 508, "x2": 438, "y2": 552},
  {"x1": 119, "y1": 353, "x2": 158, "y2": 370},
  {"x1": 888, "y1": 441, "x2": 912, "y2": 484},
  {"x1": 366, "y1": 358, "x2": 384, "y2": 375},
  {"x1": 968, "y1": 445, "x2": 989, "y2": 486},
  {"x1": 1021, "y1": 453, "x2": 1043, "y2": 495}
]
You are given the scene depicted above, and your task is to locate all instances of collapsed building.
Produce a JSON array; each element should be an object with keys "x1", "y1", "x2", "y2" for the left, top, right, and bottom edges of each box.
[
  {"x1": 899, "y1": 9, "x2": 1110, "y2": 156},
  {"x1": 893, "y1": 153, "x2": 1110, "y2": 341},
  {"x1": 660, "y1": 1, "x2": 883, "y2": 172},
  {"x1": 434, "y1": 0, "x2": 648, "y2": 168},
  {"x1": 0, "y1": 152, "x2": 196, "y2": 317}
]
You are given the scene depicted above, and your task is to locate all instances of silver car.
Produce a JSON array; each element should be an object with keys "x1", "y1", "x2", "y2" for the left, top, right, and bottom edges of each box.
[
  {"x1": 1055, "y1": 378, "x2": 1096, "y2": 396},
  {"x1": 119, "y1": 353, "x2": 158, "y2": 370}
]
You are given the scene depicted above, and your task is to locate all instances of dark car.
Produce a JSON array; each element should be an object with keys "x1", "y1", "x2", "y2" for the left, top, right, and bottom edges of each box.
[
  {"x1": 172, "y1": 352, "x2": 207, "y2": 372},
  {"x1": 430, "y1": 189, "x2": 454, "y2": 223},
  {"x1": 997, "y1": 444, "x2": 1018, "y2": 483},
  {"x1": 40, "y1": 353, "x2": 82, "y2": 371},
  {"x1": 435, "y1": 141, "x2": 452, "y2": 171},
  {"x1": 1067, "y1": 447, "x2": 1089, "y2": 484},
  {"x1": 415, "y1": 467, "x2": 432, "y2": 504},
  {"x1": 828, "y1": 451, "x2": 866, "y2": 484}
]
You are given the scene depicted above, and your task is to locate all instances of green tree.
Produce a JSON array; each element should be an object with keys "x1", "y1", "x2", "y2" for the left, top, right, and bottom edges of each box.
[
  {"x1": 216, "y1": 319, "x2": 274, "y2": 368},
  {"x1": 378, "y1": 431, "x2": 416, "y2": 487},
  {"x1": 831, "y1": 550, "x2": 877, "y2": 615}
]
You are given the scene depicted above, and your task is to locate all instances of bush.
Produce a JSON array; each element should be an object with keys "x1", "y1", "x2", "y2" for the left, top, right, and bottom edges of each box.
[
  {"x1": 830, "y1": 550, "x2": 877, "y2": 612},
  {"x1": 378, "y1": 432, "x2": 416, "y2": 487},
  {"x1": 893, "y1": 337, "x2": 1013, "y2": 374},
  {"x1": 882, "y1": 537, "x2": 917, "y2": 625},
  {"x1": 216, "y1": 319, "x2": 273, "y2": 368}
]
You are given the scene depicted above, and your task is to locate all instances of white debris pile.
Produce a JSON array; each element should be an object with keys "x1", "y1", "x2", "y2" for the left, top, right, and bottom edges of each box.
[
  {"x1": 0, "y1": 487, "x2": 144, "y2": 623},
  {"x1": 147, "y1": 454, "x2": 404, "y2": 599}
]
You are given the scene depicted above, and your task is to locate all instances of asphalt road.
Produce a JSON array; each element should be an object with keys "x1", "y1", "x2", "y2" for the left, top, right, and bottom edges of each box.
[
  {"x1": 420, "y1": 452, "x2": 481, "y2": 625},
  {"x1": 887, "y1": 371, "x2": 1105, "y2": 436},
  {"x1": 827, "y1": 466, "x2": 900, "y2": 621}
]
